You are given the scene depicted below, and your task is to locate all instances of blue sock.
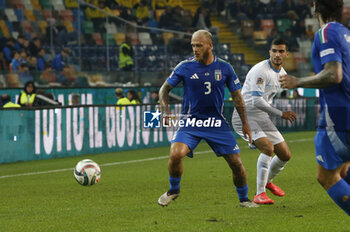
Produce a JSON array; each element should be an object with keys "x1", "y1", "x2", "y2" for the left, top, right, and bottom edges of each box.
[
  {"x1": 327, "y1": 179, "x2": 350, "y2": 216},
  {"x1": 236, "y1": 185, "x2": 249, "y2": 202},
  {"x1": 169, "y1": 176, "x2": 181, "y2": 193},
  {"x1": 344, "y1": 166, "x2": 350, "y2": 185}
]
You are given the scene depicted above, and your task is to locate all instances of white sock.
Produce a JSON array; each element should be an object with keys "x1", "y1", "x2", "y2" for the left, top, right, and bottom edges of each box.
[
  {"x1": 267, "y1": 156, "x2": 288, "y2": 183},
  {"x1": 257, "y1": 153, "x2": 272, "y2": 195}
]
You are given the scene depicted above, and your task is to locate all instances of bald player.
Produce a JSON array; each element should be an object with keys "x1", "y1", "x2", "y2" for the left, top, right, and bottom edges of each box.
[{"x1": 157, "y1": 30, "x2": 257, "y2": 208}]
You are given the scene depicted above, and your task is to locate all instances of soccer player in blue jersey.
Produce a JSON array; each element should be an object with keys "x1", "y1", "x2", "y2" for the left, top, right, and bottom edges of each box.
[
  {"x1": 280, "y1": 0, "x2": 350, "y2": 216},
  {"x1": 157, "y1": 30, "x2": 258, "y2": 208}
]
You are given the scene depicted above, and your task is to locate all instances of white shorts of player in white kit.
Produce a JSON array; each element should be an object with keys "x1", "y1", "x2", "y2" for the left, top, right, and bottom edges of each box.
[{"x1": 232, "y1": 110, "x2": 284, "y2": 146}]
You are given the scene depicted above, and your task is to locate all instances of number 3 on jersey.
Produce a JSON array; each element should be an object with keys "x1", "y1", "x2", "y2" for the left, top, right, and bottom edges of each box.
[{"x1": 204, "y1": 81, "x2": 211, "y2": 95}]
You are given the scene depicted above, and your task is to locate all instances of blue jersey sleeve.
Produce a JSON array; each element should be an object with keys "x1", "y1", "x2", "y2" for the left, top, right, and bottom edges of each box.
[
  {"x1": 166, "y1": 62, "x2": 185, "y2": 87},
  {"x1": 225, "y1": 64, "x2": 241, "y2": 92},
  {"x1": 318, "y1": 25, "x2": 342, "y2": 65}
]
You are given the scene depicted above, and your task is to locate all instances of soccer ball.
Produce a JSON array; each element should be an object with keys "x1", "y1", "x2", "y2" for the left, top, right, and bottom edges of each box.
[{"x1": 74, "y1": 159, "x2": 101, "y2": 186}]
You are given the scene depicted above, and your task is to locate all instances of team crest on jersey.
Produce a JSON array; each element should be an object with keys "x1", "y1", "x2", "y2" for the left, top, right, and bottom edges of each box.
[
  {"x1": 256, "y1": 77, "x2": 264, "y2": 85},
  {"x1": 214, "y1": 70, "x2": 222, "y2": 81}
]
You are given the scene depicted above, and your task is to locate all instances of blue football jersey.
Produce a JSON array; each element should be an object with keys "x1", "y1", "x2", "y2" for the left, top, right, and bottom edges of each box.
[
  {"x1": 166, "y1": 57, "x2": 241, "y2": 120},
  {"x1": 312, "y1": 22, "x2": 350, "y2": 131}
]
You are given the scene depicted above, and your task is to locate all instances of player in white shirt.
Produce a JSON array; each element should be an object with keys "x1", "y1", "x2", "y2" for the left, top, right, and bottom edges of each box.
[{"x1": 232, "y1": 38, "x2": 297, "y2": 204}]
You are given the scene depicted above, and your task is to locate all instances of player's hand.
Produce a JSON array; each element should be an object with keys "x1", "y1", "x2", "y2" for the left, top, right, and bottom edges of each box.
[
  {"x1": 280, "y1": 75, "x2": 298, "y2": 89},
  {"x1": 242, "y1": 122, "x2": 252, "y2": 144},
  {"x1": 281, "y1": 111, "x2": 297, "y2": 123}
]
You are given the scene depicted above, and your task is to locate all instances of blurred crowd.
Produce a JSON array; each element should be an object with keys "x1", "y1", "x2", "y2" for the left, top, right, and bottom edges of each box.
[{"x1": 0, "y1": 0, "x2": 319, "y2": 89}]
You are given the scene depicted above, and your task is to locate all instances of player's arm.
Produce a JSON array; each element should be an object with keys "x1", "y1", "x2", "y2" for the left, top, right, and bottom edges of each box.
[
  {"x1": 231, "y1": 90, "x2": 252, "y2": 144},
  {"x1": 159, "y1": 81, "x2": 174, "y2": 115},
  {"x1": 280, "y1": 61, "x2": 342, "y2": 89},
  {"x1": 252, "y1": 96, "x2": 296, "y2": 123}
]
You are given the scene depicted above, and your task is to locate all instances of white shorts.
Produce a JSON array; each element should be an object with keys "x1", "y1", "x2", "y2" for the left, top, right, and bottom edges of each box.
[{"x1": 232, "y1": 110, "x2": 284, "y2": 145}]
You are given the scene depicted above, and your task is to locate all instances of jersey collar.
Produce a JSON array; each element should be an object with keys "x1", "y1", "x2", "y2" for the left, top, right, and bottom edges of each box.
[{"x1": 268, "y1": 59, "x2": 280, "y2": 73}]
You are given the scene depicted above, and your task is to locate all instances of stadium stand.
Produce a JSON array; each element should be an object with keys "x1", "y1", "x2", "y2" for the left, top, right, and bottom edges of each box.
[{"x1": 0, "y1": 0, "x2": 336, "y2": 88}]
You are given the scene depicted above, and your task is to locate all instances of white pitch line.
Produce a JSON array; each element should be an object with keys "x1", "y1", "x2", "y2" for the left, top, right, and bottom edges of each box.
[
  {"x1": 0, "y1": 137, "x2": 313, "y2": 179},
  {"x1": 0, "y1": 150, "x2": 214, "y2": 179}
]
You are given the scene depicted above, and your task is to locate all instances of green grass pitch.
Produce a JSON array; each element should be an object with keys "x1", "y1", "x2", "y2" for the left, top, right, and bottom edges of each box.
[{"x1": 0, "y1": 131, "x2": 349, "y2": 232}]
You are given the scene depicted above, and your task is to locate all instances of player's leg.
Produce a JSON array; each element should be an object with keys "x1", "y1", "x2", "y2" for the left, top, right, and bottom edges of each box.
[
  {"x1": 233, "y1": 117, "x2": 274, "y2": 203},
  {"x1": 158, "y1": 142, "x2": 191, "y2": 206},
  {"x1": 253, "y1": 137, "x2": 275, "y2": 204},
  {"x1": 158, "y1": 128, "x2": 202, "y2": 207},
  {"x1": 340, "y1": 162, "x2": 350, "y2": 185},
  {"x1": 317, "y1": 163, "x2": 350, "y2": 215},
  {"x1": 204, "y1": 126, "x2": 257, "y2": 207},
  {"x1": 265, "y1": 141, "x2": 291, "y2": 197},
  {"x1": 223, "y1": 153, "x2": 258, "y2": 208},
  {"x1": 168, "y1": 142, "x2": 191, "y2": 190}
]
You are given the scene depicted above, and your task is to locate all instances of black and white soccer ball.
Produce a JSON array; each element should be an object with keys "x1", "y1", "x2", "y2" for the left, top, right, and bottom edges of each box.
[{"x1": 74, "y1": 159, "x2": 101, "y2": 186}]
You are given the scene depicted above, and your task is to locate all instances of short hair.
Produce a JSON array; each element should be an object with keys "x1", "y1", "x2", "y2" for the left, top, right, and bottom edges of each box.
[
  {"x1": 62, "y1": 48, "x2": 71, "y2": 55},
  {"x1": 270, "y1": 37, "x2": 289, "y2": 50},
  {"x1": 1, "y1": 94, "x2": 10, "y2": 105},
  {"x1": 192, "y1": 30, "x2": 213, "y2": 43},
  {"x1": 115, "y1": 88, "x2": 124, "y2": 97},
  {"x1": 71, "y1": 93, "x2": 80, "y2": 105},
  {"x1": 315, "y1": 0, "x2": 343, "y2": 22}
]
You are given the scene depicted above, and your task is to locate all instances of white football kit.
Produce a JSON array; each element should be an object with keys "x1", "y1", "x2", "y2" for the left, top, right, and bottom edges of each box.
[{"x1": 232, "y1": 59, "x2": 286, "y2": 145}]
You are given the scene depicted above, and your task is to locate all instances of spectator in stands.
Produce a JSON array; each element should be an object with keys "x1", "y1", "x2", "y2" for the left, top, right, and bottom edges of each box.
[
  {"x1": 28, "y1": 56, "x2": 38, "y2": 71},
  {"x1": 167, "y1": 33, "x2": 191, "y2": 55},
  {"x1": 40, "y1": 63, "x2": 56, "y2": 84},
  {"x1": 284, "y1": 28, "x2": 299, "y2": 52},
  {"x1": 1, "y1": 94, "x2": 20, "y2": 108},
  {"x1": 9, "y1": 51, "x2": 21, "y2": 71},
  {"x1": 228, "y1": 0, "x2": 248, "y2": 22},
  {"x1": 115, "y1": 88, "x2": 130, "y2": 104},
  {"x1": 0, "y1": 51, "x2": 7, "y2": 71},
  {"x1": 255, "y1": 0, "x2": 270, "y2": 19},
  {"x1": 3, "y1": 38, "x2": 16, "y2": 65},
  {"x1": 21, "y1": 38, "x2": 30, "y2": 55},
  {"x1": 159, "y1": 5, "x2": 176, "y2": 29},
  {"x1": 19, "y1": 63, "x2": 34, "y2": 86},
  {"x1": 150, "y1": 90, "x2": 159, "y2": 103},
  {"x1": 18, "y1": 81, "x2": 36, "y2": 107},
  {"x1": 37, "y1": 48, "x2": 46, "y2": 71},
  {"x1": 28, "y1": 37, "x2": 42, "y2": 57},
  {"x1": 135, "y1": 0, "x2": 150, "y2": 25},
  {"x1": 267, "y1": 28, "x2": 280, "y2": 49},
  {"x1": 56, "y1": 65, "x2": 75, "y2": 86},
  {"x1": 93, "y1": 0, "x2": 112, "y2": 32},
  {"x1": 305, "y1": 24, "x2": 315, "y2": 41},
  {"x1": 15, "y1": 35, "x2": 26, "y2": 52},
  {"x1": 118, "y1": 37, "x2": 134, "y2": 71},
  {"x1": 45, "y1": 18, "x2": 66, "y2": 46},
  {"x1": 168, "y1": 0, "x2": 183, "y2": 8},
  {"x1": 19, "y1": 49, "x2": 28, "y2": 65},
  {"x1": 127, "y1": 90, "x2": 141, "y2": 104},
  {"x1": 291, "y1": 19, "x2": 307, "y2": 38},
  {"x1": 192, "y1": 5, "x2": 218, "y2": 34},
  {"x1": 152, "y1": 0, "x2": 167, "y2": 10},
  {"x1": 172, "y1": 5, "x2": 187, "y2": 31},
  {"x1": 268, "y1": 0, "x2": 283, "y2": 20},
  {"x1": 65, "y1": 0, "x2": 79, "y2": 8},
  {"x1": 295, "y1": 0, "x2": 312, "y2": 20},
  {"x1": 117, "y1": 0, "x2": 138, "y2": 9},
  {"x1": 181, "y1": 9, "x2": 193, "y2": 31},
  {"x1": 291, "y1": 90, "x2": 301, "y2": 99},
  {"x1": 281, "y1": 0, "x2": 297, "y2": 17},
  {"x1": 71, "y1": 93, "x2": 80, "y2": 105},
  {"x1": 51, "y1": 48, "x2": 71, "y2": 72}
]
